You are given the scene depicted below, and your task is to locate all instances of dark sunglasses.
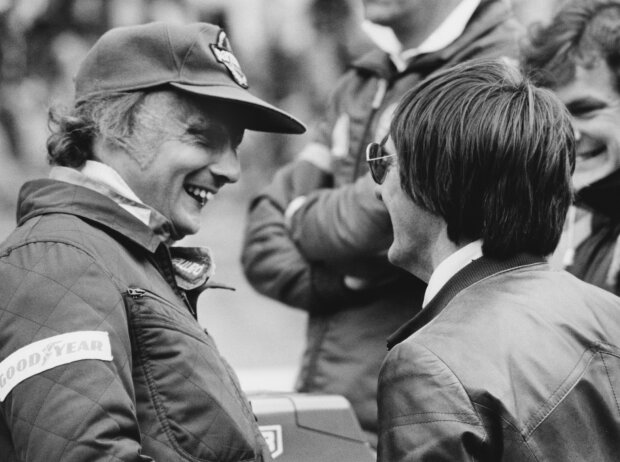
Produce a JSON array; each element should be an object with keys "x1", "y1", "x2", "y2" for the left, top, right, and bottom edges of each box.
[{"x1": 366, "y1": 136, "x2": 395, "y2": 185}]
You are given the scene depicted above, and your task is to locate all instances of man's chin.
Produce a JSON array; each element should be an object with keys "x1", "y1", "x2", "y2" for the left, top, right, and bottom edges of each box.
[
  {"x1": 363, "y1": 6, "x2": 395, "y2": 25},
  {"x1": 387, "y1": 245, "x2": 407, "y2": 271},
  {"x1": 388, "y1": 245, "x2": 430, "y2": 282},
  {"x1": 171, "y1": 218, "x2": 201, "y2": 240}
]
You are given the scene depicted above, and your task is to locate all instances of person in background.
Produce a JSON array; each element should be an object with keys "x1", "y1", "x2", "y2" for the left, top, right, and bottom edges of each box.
[
  {"x1": 242, "y1": 0, "x2": 522, "y2": 446},
  {"x1": 511, "y1": 0, "x2": 568, "y2": 26},
  {"x1": 375, "y1": 58, "x2": 620, "y2": 461},
  {"x1": 522, "y1": 0, "x2": 620, "y2": 295},
  {"x1": 0, "y1": 22, "x2": 304, "y2": 461}
]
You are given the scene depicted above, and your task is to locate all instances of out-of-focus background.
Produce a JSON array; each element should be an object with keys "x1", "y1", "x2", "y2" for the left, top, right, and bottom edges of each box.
[{"x1": 0, "y1": 0, "x2": 564, "y2": 391}]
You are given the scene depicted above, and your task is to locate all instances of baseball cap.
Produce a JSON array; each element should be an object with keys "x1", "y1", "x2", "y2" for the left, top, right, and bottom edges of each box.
[{"x1": 75, "y1": 22, "x2": 306, "y2": 134}]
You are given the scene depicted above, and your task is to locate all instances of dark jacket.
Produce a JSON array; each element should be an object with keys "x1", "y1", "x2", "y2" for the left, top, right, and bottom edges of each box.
[
  {"x1": 568, "y1": 169, "x2": 620, "y2": 295},
  {"x1": 379, "y1": 255, "x2": 620, "y2": 461},
  {"x1": 242, "y1": 0, "x2": 522, "y2": 445},
  {"x1": 0, "y1": 179, "x2": 270, "y2": 462}
]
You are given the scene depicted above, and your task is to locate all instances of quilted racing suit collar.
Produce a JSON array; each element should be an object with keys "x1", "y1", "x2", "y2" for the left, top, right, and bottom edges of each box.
[
  {"x1": 17, "y1": 178, "x2": 219, "y2": 293},
  {"x1": 17, "y1": 178, "x2": 164, "y2": 253}
]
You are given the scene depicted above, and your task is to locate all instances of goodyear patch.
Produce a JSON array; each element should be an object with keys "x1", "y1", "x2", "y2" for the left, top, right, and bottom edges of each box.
[{"x1": 0, "y1": 331, "x2": 113, "y2": 401}]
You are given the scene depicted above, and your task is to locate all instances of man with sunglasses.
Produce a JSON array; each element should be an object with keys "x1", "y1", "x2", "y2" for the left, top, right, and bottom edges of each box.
[
  {"x1": 242, "y1": 0, "x2": 521, "y2": 447},
  {"x1": 375, "y1": 58, "x2": 620, "y2": 461}
]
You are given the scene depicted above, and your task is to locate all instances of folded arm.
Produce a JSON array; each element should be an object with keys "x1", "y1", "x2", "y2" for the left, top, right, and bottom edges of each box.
[{"x1": 288, "y1": 171, "x2": 393, "y2": 261}]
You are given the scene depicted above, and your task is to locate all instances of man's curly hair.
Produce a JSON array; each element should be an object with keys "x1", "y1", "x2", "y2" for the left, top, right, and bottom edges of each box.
[
  {"x1": 46, "y1": 92, "x2": 147, "y2": 167},
  {"x1": 521, "y1": 0, "x2": 620, "y2": 89}
]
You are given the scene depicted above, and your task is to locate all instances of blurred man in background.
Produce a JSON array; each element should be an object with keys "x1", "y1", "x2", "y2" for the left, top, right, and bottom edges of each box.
[
  {"x1": 522, "y1": 0, "x2": 620, "y2": 296},
  {"x1": 242, "y1": 0, "x2": 521, "y2": 446},
  {"x1": 376, "y1": 58, "x2": 620, "y2": 461},
  {"x1": 511, "y1": 0, "x2": 568, "y2": 26},
  {"x1": 0, "y1": 22, "x2": 303, "y2": 461}
]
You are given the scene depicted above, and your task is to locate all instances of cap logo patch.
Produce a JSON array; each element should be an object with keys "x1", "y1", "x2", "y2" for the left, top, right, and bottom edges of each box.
[{"x1": 210, "y1": 30, "x2": 249, "y2": 89}]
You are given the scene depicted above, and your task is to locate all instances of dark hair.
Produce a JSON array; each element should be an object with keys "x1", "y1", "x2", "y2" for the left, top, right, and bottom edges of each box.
[
  {"x1": 521, "y1": 0, "x2": 620, "y2": 89},
  {"x1": 46, "y1": 92, "x2": 148, "y2": 167},
  {"x1": 390, "y1": 59, "x2": 575, "y2": 259}
]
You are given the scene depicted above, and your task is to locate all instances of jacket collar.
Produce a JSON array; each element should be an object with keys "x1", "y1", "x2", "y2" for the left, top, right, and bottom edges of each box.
[
  {"x1": 17, "y1": 178, "x2": 163, "y2": 253},
  {"x1": 351, "y1": 0, "x2": 516, "y2": 78},
  {"x1": 387, "y1": 253, "x2": 546, "y2": 350},
  {"x1": 395, "y1": 0, "x2": 481, "y2": 70}
]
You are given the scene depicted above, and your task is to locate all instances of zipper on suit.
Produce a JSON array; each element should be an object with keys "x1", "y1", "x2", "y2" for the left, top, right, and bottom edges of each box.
[
  {"x1": 126, "y1": 287, "x2": 197, "y2": 318},
  {"x1": 127, "y1": 287, "x2": 146, "y2": 298}
]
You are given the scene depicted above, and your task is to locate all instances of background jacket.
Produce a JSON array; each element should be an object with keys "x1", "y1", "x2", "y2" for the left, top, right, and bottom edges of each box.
[
  {"x1": 242, "y1": 0, "x2": 522, "y2": 445},
  {"x1": 568, "y1": 169, "x2": 620, "y2": 295},
  {"x1": 378, "y1": 255, "x2": 620, "y2": 461},
  {"x1": 0, "y1": 179, "x2": 270, "y2": 462}
]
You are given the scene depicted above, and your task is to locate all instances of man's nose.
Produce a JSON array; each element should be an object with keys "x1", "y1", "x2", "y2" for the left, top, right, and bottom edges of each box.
[{"x1": 211, "y1": 147, "x2": 241, "y2": 184}]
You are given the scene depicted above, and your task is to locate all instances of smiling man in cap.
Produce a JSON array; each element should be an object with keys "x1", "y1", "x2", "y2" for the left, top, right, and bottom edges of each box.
[{"x1": 0, "y1": 22, "x2": 303, "y2": 461}]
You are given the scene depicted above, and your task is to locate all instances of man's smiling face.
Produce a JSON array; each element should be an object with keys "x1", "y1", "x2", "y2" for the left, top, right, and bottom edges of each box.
[
  {"x1": 113, "y1": 91, "x2": 243, "y2": 239},
  {"x1": 554, "y1": 58, "x2": 620, "y2": 190}
]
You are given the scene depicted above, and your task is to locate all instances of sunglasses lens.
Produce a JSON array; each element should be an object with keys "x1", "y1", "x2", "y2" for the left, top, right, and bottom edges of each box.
[
  {"x1": 373, "y1": 160, "x2": 388, "y2": 184},
  {"x1": 367, "y1": 142, "x2": 392, "y2": 184}
]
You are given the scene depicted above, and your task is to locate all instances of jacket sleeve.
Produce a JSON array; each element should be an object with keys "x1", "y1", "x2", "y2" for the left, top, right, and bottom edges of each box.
[
  {"x1": 289, "y1": 172, "x2": 393, "y2": 261},
  {"x1": 241, "y1": 191, "x2": 374, "y2": 313},
  {"x1": 377, "y1": 341, "x2": 488, "y2": 462},
  {"x1": 0, "y1": 241, "x2": 152, "y2": 461}
]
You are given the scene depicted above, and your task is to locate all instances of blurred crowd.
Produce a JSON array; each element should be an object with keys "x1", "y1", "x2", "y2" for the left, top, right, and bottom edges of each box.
[
  {"x1": 0, "y1": 0, "x2": 368, "y2": 211},
  {"x1": 0, "y1": 0, "x2": 565, "y2": 212}
]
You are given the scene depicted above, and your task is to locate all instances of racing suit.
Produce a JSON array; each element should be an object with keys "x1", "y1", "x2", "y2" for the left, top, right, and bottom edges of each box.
[{"x1": 0, "y1": 178, "x2": 271, "y2": 461}]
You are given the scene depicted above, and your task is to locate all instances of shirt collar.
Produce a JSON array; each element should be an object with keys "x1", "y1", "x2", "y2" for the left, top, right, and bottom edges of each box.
[
  {"x1": 81, "y1": 160, "x2": 142, "y2": 200},
  {"x1": 369, "y1": 0, "x2": 481, "y2": 72},
  {"x1": 423, "y1": 239, "x2": 483, "y2": 307}
]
